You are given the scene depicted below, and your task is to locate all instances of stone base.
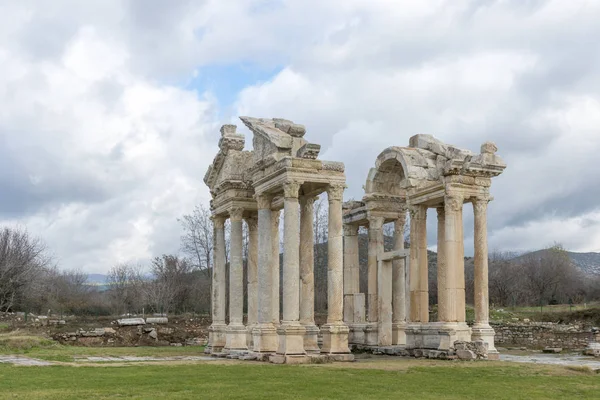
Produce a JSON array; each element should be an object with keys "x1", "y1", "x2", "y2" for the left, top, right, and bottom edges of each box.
[
  {"x1": 252, "y1": 323, "x2": 278, "y2": 354},
  {"x1": 246, "y1": 324, "x2": 256, "y2": 350},
  {"x1": 302, "y1": 324, "x2": 321, "y2": 354},
  {"x1": 321, "y1": 323, "x2": 351, "y2": 355},
  {"x1": 392, "y1": 322, "x2": 407, "y2": 346},
  {"x1": 206, "y1": 323, "x2": 227, "y2": 354},
  {"x1": 365, "y1": 323, "x2": 378, "y2": 346},
  {"x1": 406, "y1": 322, "x2": 472, "y2": 351},
  {"x1": 269, "y1": 354, "x2": 310, "y2": 364},
  {"x1": 224, "y1": 323, "x2": 248, "y2": 352},
  {"x1": 471, "y1": 324, "x2": 498, "y2": 357},
  {"x1": 349, "y1": 323, "x2": 367, "y2": 345},
  {"x1": 277, "y1": 324, "x2": 307, "y2": 355}
]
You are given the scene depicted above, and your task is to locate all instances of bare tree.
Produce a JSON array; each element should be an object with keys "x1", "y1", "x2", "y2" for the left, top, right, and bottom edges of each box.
[
  {"x1": 107, "y1": 263, "x2": 145, "y2": 315},
  {"x1": 148, "y1": 255, "x2": 195, "y2": 313},
  {"x1": 178, "y1": 205, "x2": 213, "y2": 277},
  {"x1": 0, "y1": 227, "x2": 51, "y2": 312}
]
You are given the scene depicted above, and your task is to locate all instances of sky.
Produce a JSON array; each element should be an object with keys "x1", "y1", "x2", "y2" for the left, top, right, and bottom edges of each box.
[{"x1": 1, "y1": 0, "x2": 600, "y2": 273}]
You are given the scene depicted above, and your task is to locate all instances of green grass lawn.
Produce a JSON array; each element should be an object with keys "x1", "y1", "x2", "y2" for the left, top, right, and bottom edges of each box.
[{"x1": 0, "y1": 361, "x2": 598, "y2": 399}]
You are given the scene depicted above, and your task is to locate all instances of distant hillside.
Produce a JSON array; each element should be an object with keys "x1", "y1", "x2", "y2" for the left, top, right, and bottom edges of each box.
[
  {"x1": 86, "y1": 274, "x2": 108, "y2": 285},
  {"x1": 568, "y1": 252, "x2": 600, "y2": 275},
  {"x1": 513, "y1": 249, "x2": 600, "y2": 276}
]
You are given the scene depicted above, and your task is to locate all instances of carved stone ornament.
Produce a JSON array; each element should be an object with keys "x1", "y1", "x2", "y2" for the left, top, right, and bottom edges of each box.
[
  {"x1": 343, "y1": 224, "x2": 359, "y2": 236},
  {"x1": 211, "y1": 215, "x2": 226, "y2": 228},
  {"x1": 444, "y1": 194, "x2": 464, "y2": 212},
  {"x1": 256, "y1": 194, "x2": 273, "y2": 210},
  {"x1": 244, "y1": 214, "x2": 258, "y2": 231},
  {"x1": 229, "y1": 207, "x2": 244, "y2": 221},
  {"x1": 327, "y1": 184, "x2": 346, "y2": 202},
  {"x1": 368, "y1": 216, "x2": 385, "y2": 231},
  {"x1": 472, "y1": 198, "x2": 490, "y2": 215},
  {"x1": 283, "y1": 181, "x2": 301, "y2": 199}
]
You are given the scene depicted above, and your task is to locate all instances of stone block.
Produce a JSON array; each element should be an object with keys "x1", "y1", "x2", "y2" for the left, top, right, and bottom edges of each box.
[
  {"x1": 456, "y1": 350, "x2": 476, "y2": 360},
  {"x1": 543, "y1": 347, "x2": 562, "y2": 354},
  {"x1": 117, "y1": 318, "x2": 146, "y2": 326}
]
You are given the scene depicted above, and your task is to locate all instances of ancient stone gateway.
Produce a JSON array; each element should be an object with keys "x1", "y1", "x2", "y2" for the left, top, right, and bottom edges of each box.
[
  {"x1": 343, "y1": 134, "x2": 505, "y2": 359},
  {"x1": 204, "y1": 117, "x2": 353, "y2": 363}
]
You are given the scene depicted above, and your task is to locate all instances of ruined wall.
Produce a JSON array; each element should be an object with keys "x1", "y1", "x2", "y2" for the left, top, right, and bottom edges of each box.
[{"x1": 492, "y1": 322, "x2": 600, "y2": 349}]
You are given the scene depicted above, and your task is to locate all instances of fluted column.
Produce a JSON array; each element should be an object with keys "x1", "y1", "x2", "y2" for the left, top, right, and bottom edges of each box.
[
  {"x1": 300, "y1": 195, "x2": 320, "y2": 353},
  {"x1": 409, "y1": 205, "x2": 428, "y2": 322},
  {"x1": 207, "y1": 215, "x2": 227, "y2": 353},
  {"x1": 245, "y1": 214, "x2": 259, "y2": 348},
  {"x1": 276, "y1": 181, "x2": 306, "y2": 357},
  {"x1": 252, "y1": 194, "x2": 278, "y2": 353},
  {"x1": 392, "y1": 210, "x2": 407, "y2": 345},
  {"x1": 271, "y1": 210, "x2": 281, "y2": 325},
  {"x1": 366, "y1": 216, "x2": 384, "y2": 345},
  {"x1": 225, "y1": 208, "x2": 247, "y2": 351},
  {"x1": 437, "y1": 207, "x2": 448, "y2": 323},
  {"x1": 444, "y1": 194, "x2": 465, "y2": 323},
  {"x1": 321, "y1": 183, "x2": 352, "y2": 357},
  {"x1": 471, "y1": 197, "x2": 498, "y2": 356}
]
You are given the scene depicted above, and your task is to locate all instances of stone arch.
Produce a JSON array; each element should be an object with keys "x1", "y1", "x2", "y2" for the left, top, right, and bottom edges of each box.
[{"x1": 364, "y1": 147, "x2": 422, "y2": 196}]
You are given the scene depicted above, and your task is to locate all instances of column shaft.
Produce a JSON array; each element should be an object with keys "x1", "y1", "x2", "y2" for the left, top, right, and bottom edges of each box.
[
  {"x1": 257, "y1": 199, "x2": 273, "y2": 324},
  {"x1": 212, "y1": 217, "x2": 227, "y2": 324},
  {"x1": 300, "y1": 197, "x2": 316, "y2": 325},
  {"x1": 246, "y1": 215, "x2": 259, "y2": 326},
  {"x1": 282, "y1": 183, "x2": 301, "y2": 324},
  {"x1": 367, "y1": 216, "x2": 384, "y2": 323},
  {"x1": 444, "y1": 195, "x2": 466, "y2": 323},
  {"x1": 392, "y1": 214, "x2": 407, "y2": 324},
  {"x1": 437, "y1": 207, "x2": 448, "y2": 322},
  {"x1": 229, "y1": 210, "x2": 244, "y2": 325},
  {"x1": 343, "y1": 224, "x2": 359, "y2": 323},
  {"x1": 327, "y1": 187, "x2": 345, "y2": 324},
  {"x1": 473, "y1": 199, "x2": 490, "y2": 325},
  {"x1": 271, "y1": 210, "x2": 281, "y2": 324}
]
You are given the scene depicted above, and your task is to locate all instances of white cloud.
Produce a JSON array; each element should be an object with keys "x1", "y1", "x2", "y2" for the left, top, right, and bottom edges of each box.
[{"x1": 2, "y1": 0, "x2": 600, "y2": 272}]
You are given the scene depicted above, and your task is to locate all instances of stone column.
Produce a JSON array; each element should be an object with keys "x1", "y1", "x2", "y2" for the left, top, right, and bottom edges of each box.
[
  {"x1": 245, "y1": 214, "x2": 259, "y2": 348},
  {"x1": 444, "y1": 194, "x2": 466, "y2": 323},
  {"x1": 471, "y1": 197, "x2": 498, "y2": 357},
  {"x1": 271, "y1": 210, "x2": 281, "y2": 325},
  {"x1": 377, "y1": 257, "x2": 393, "y2": 346},
  {"x1": 300, "y1": 195, "x2": 320, "y2": 353},
  {"x1": 252, "y1": 195, "x2": 278, "y2": 354},
  {"x1": 207, "y1": 215, "x2": 227, "y2": 353},
  {"x1": 321, "y1": 184, "x2": 352, "y2": 359},
  {"x1": 225, "y1": 208, "x2": 247, "y2": 352},
  {"x1": 344, "y1": 223, "x2": 365, "y2": 345},
  {"x1": 366, "y1": 215, "x2": 384, "y2": 346},
  {"x1": 409, "y1": 205, "x2": 428, "y2": 323},
  {"x1": 437, "y1": 207, "x2": 448, "y2": 323},
  {"x1": 276, "y1": 181, "x2": 306, "y2": 359},
  {"x1": 392, "y1": 211, "x2": 407, "y2": 345}
]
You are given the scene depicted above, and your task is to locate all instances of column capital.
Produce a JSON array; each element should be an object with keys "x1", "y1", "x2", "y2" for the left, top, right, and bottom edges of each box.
[
  {"x1": 472, "y1": 197, "x2": 490, "y2": 214},
  {"x1": 409, "y1": 205, "x2": 427, "y2": 220},
  {"x1": 299, "y1": 195, "x2": 318, "y2": 207},
  {"x1": 327, "y1": 183, "x2": 346, "y2": 202},
  {"x1": 444, "y1": 194, "x2": 464, "y2": 212},
  {"x1": 244, "y1": 213, "x2": 258, "y2": 231},
  {"x1": 368, "y1": 215, "x2": 385, "y2": 230},
  {"x1": 436, "y1": 206, "x2": 445, "y2": 218},
  {"x1": 283, "y1": 180, "x2": 302, "y2": 199},
  {"x1": 343, "y1": 224, "x2": 359, "y2": 236},
  {"x1": 229, "y1": 207, "x2": 244, "y2": 222},
  {"x1": 211, "y1": 215, "x2": 226, "y2": 228},
  {"x1": 256, "y1": 194, "x2": 273, "y2": 210}
]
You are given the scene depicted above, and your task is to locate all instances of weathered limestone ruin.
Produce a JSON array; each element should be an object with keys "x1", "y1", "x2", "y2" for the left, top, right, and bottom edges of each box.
[
  {"x1": 204, "y1": 118, "x2": 505, "y2": 362},
  {"x1": 204, "y1": 117, "x2": 353, "y2": 363},
  {"x1": 343, "y1": 134, "x2": 505, "y2": 359}
]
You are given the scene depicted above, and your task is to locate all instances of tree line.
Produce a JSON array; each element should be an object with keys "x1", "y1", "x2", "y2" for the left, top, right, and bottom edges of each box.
[{"x1": 1, "y1": 201, "x2": 600, "y2": 318}]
